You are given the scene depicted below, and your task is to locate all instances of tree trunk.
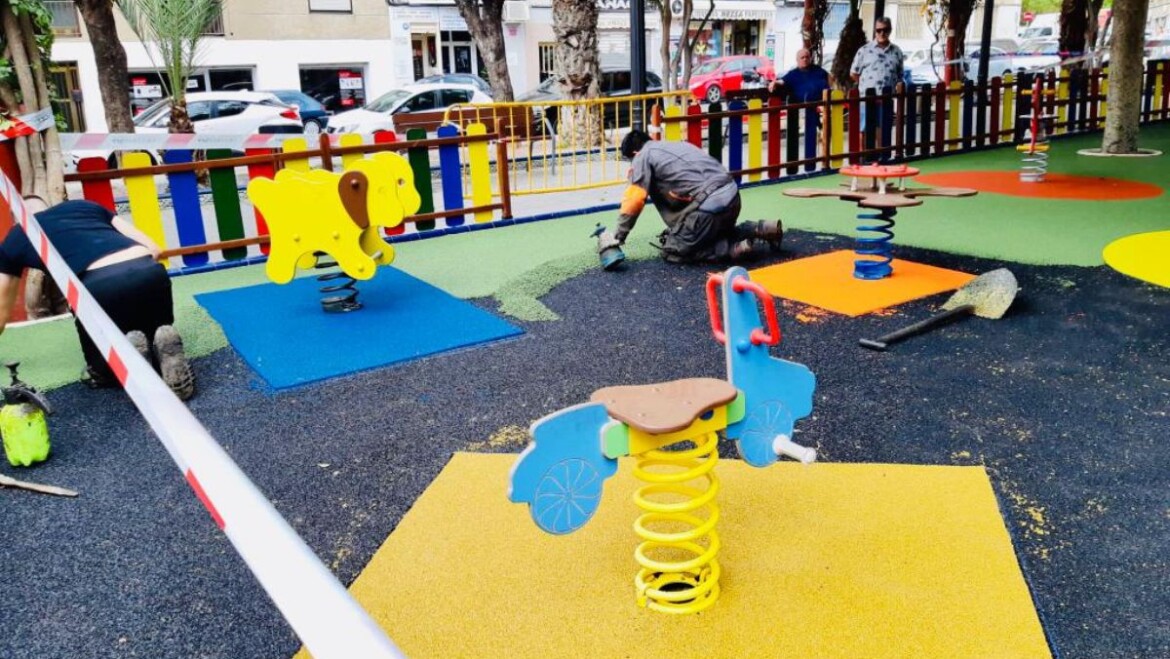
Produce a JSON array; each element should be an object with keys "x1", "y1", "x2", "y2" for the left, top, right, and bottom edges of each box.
[
  {"x1": 552, "y1": 0, "x2": 602, "y2": 149},
  {"x1": 19, "y1": 13, "x2": 64, "y2": 202},
  {"x1": 658, "y1": 1, "x2": 672, "y2": 92},
  {"x1": 830, "y1": 3, "x2": 865, "y2": 90},
  {"x1": 670, "y1": 0, "x2": 695, "y2": 90},
  {"x1": 76, "y1": 0, "x2": 135, "y2": 133},
  {"x1": 1101, "y1": 0, "x2": 1149, "y2": 154},
  {"x1": 2, "y1": 1, "x2": 46, "y2": 197},
  {"x1": 454, "y1": 0, "x2": 515, "y2": 102},
  {"x1": 168, "y1": 96, "x2": 194, "y2": 134}
]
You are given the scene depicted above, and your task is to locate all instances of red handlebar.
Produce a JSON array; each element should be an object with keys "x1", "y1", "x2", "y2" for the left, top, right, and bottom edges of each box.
[{"x1": 707, "y1": 273, "x2": 781, "y2": 346}]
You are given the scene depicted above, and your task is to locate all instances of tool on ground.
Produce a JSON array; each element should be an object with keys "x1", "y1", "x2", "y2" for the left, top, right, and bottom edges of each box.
[
  {"x1": 0, "y1": 472, "x2": 77, "y2": 497},
  {"x1": 591, "y1": 223, "x2": 626, "y2": 271},
  {"x1": 0, "y1": 362, "x2": 53, "y2": 467},
  {"x1": 859, "y1": 269, "x2": 1019, "y2": 351}
]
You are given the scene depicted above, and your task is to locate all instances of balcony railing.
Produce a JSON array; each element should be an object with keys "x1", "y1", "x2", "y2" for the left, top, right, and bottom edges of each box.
[
  {"x1": 45, "y1": 1, "x2": 81, "y2": 37},
  {"x1": 203, "y1": 11, "x2": 225, "y2": 36}
]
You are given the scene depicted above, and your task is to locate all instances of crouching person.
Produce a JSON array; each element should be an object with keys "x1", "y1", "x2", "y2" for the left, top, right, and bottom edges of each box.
[
  {"x1": 0, "y1": 196, "x2": 195, "y2": 400},
  {"x1": 613, "y1": 129, "x2": 784, "y2": 264}
]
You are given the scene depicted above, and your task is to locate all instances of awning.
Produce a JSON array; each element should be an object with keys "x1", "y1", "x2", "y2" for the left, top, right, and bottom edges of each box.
[{"x1": 691, "y1": 0, "x2": 775, "y2": 22}]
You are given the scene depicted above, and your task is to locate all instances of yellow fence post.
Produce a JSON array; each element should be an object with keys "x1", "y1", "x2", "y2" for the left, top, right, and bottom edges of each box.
[
  {"x1": 339, "y1": 134, "x2": 365, "y2": 169},
  {"x1": 747, "y1": 99, "x2": 762, "y2": 183},
  {"x1": 1155, "y1": 62, "x2": 1164, "y2": 116},
  {"x1": 1100, "y1": 75, "x2": 1109, "y2": 124},
  {"x1": 1001, "y1": 73, "x2": 1015, "y2": 137},
  {"x1": 947, "y1": 81, "x2": 961, "y2": 151},
  {"x1": 467, "y1": 123, "x2": 493, "y2": 223},
  {"x1": 830, "y1": 90, "x2": 845, "y2": 168},
  {"x1": 122, "y1": 152, "x2": 170, "y2": 267},
  {"x1": 664, "y1": 104, "x2": 682, "y2": 142},
  {"x1": 282, "y1": 137, "x2": 311, "y2": 171},
  {"x1": 1057, "y1": 72, "x2": 1069, "y2": 134}
]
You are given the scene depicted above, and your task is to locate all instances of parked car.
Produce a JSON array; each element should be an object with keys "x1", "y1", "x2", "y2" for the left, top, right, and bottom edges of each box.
[
  {"x1": 687, "y1": 55, "x2": 776, "y2": 103},
  {"x1": 263, "y1": 89, "x2": 332, "y2": 133},
  {"x1": 70, "y1": 90, "x2": 302, "y2": 169},
  {"x1": 516, "y1": 69, "x2": 665, "y2": 133},
  {"x1": 1013, "y1": 39, "x2": 1063, "y2": 73},
  {"x1": 414, "y1": 73, "x2": 494, "y2": 99},
  {"x1": 903, "y1": 46, "x2": 1017, "y2": 87},
  {"x1": 325, "y1": 83, "x2": 492, "y2": 137}
]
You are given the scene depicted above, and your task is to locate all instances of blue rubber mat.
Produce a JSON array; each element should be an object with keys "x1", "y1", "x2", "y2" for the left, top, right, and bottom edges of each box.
[{"x1": 196, "y1": 267, "x2": 523, "y2": 389}]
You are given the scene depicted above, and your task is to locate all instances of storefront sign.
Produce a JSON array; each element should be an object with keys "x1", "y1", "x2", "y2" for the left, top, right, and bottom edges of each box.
[
  {"x1": 339, "y1": 76, "x2": 363, "y2": 90},
  {"x1": 439, "y1": 11, "x2": 467, "y2": 31}
]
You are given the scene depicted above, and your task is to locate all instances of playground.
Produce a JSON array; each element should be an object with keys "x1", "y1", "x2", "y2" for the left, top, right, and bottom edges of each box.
[{"x1": 1, "y1": 89, "x2": 1168, "y2": 658}]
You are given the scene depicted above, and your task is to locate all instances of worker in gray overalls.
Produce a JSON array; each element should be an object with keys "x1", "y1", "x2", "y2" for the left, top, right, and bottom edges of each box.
[{"x1": 612, "y1": 129, "x2": 783, "y2": 264}]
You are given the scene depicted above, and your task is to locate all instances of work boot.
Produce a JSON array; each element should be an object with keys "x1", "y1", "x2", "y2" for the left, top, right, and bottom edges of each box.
[
  {"x1": 126, "y1": 330, "x2": 151, "y2": 367},
  {"x1": 754, "y1": 219, "x2": 784, "y2": 248},
  {"x1": 80, "y1": 366, "x2": 118, "y2": 390},
  {"x1": 729, "y1": 238, "x2": 772, "y2": 261},
  {"x1": 153, "y1": 325, "x2": 195, "y2": 401}
]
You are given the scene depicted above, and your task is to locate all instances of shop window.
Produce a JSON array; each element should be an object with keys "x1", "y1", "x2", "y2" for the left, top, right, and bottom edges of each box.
[
  {"x1": 299, "y1": 66, "x2": 367, "y2": 113},
  {"x1": 209, "y1": 68, "x2": 255, "y2": 91},
  {"x1": 309, "y1": 0, "x2": 352, "y2": 12},
  {"x1": 45, "y1": 1, "x2": 80, "y2": 37}
]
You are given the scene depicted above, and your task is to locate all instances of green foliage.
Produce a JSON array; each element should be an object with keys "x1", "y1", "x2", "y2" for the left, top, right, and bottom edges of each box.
[{"x1": 117, "y1": 0, "x2": 222, "y2": 102}]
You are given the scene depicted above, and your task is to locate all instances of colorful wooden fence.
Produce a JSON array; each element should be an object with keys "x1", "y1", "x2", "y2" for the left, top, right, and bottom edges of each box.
[
  {"x1": 58, "y1": 60, "x2": 1170, "y2": 274},
  {"x1": 62, "y1": 129, "x2": 511, "y2": 271}
]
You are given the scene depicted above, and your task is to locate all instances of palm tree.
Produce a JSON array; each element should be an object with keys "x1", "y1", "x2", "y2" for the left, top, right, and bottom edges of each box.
[
  {"x1": 1101, "y1": 0, "x2": 1150, "y2": 153},
  {"x1": 552, "y1": 0, "x2": 601, "y2": 148},
  {"x1": 117, "y1": 0, "x2": 222, "y2": 134}
]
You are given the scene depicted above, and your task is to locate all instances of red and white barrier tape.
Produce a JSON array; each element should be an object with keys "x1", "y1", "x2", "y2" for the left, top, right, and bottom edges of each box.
[
  {"x1": 59, "y1": 132, "x2": 316, "y2": 152},
  {"x1": 0, "y1": 108, "x2": 55, "y2": 142},
  {"x1": 0, "y1": 175, "x2": 402, "y2": 658}
]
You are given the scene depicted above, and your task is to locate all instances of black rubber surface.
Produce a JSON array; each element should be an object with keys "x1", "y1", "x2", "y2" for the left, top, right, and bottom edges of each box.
[{"x1": 1, "y1": 229, "x2": 1166, "y2": 658}]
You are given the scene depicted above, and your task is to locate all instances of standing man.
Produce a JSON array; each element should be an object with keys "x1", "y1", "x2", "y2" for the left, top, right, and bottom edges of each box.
[
  {"x1": 850, "y1": 17, "x2": 904, "y2": 161},
  {"x1": 769, "y1": 49, "x2": 832, "y2": 104},
  {"x1": 611, "y1": 129, "x2": 783, "y2": 264},
  {"x1": 0, "y1": 197, "x2": 196, "y2": 400},
  {"x1": 770, "y1": 48, "x2": 833, "y2": 170}
]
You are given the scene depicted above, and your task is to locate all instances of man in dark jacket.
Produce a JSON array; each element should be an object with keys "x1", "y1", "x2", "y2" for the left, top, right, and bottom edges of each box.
[
  {"x1": 0, "y1": 196, "x2": 195, "y2": 399},
  {"x1": 614, "y1": 129, "x2": 782, "y2": 264}
]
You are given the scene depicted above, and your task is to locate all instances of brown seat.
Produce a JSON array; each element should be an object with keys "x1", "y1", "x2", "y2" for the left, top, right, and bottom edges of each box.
[{"x1": 590, "y1": 378, "x2": 738, "y2": 435}]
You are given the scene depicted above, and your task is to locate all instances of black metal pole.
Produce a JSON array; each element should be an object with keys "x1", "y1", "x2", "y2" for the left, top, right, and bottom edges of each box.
[
  {"x1": 873, "y1": 0, "x2": 885, "y2": 24},
  {"x1": 977, "y1": 0, "x2": 995, "y2": 83},
  {"x1": 630, "y1": 0, "x2": 647, "y2": 129}
]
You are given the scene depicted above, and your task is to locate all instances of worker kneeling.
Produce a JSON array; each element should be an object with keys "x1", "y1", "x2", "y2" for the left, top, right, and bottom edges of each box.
[{"x1": 614, "y1": 129, "x2": 783, "y2": 264}]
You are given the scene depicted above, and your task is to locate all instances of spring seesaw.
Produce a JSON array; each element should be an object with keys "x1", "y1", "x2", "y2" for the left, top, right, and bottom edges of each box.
[
  {"x1": 784, "y1": 164, "x2": 976, "y2": 279},
  {"x1": 509, "y1": 266, "x2": 817, "y2": 614}
]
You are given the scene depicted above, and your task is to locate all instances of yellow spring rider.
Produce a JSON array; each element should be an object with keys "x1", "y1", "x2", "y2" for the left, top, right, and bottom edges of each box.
[{"x1": 509, "y1": 267, "x2": 817, "y2": 614}]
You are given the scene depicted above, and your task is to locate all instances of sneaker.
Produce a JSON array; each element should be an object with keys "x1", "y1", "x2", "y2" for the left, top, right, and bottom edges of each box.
[
  {"x1": 126, "y1": 330, "x2": 151, "y2": 366},
  {"x1": 152, "y1": 325, "x2": 195, "y2": 401}
]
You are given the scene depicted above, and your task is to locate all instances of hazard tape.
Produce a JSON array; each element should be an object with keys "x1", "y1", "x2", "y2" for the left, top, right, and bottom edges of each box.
[
  {"x1": 0, "y1": 175, "x2": 402, "y2": 658},
  {"x1": 0, "y1": 108, "x2": 55, "y2": 142},
  {"x1": 59, "y1": 131, "x2": 314, "y2": 152}
]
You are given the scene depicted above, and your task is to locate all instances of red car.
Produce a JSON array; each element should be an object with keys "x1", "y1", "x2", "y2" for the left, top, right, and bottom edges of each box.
[{"x1": 688, "y1": 55, "x2": 776, "y2": 103}]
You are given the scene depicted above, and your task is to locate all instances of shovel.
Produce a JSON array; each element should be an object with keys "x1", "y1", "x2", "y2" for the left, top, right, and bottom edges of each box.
[{"x1": 859, "y1": 268, "x2": 1019, "y2": 351}]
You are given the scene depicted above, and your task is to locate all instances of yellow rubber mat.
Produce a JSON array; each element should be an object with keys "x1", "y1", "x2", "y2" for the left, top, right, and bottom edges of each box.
[
  {"x1": 1103, "y1": 230, "x2": 1170, "y2": 288},
  {"x1": 750, "y1": 250, "x2": 976, "y2": 316},
  {"x1": 297, "y1": 453, "x2": 1050, "y2": 658}
]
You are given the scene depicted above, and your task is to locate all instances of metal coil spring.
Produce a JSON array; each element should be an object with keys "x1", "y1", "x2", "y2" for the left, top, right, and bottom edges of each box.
[
  {"x1": 632, "y1": 430, "x2": 722, "y2": 614},
  {"x1": 853, "y1": 206, "x2": 898, "y2": 280},
  {"x1": 1019, "y1": 148, "x2": 1049, "y2": 183},
  {"x1": 315, "y1": 258, "x2": 363, "y2": 313}
]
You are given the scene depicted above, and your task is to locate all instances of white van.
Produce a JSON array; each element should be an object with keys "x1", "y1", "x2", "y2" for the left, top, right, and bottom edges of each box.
[{"x1": 1019, "y1": 13, "x2": 1058, "y2": 41}]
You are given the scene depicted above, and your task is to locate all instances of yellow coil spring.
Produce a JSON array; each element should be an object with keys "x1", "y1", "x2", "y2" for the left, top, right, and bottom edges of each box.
[{"x1": 631, "y1": 430, "x2": 722, "y2": 614}]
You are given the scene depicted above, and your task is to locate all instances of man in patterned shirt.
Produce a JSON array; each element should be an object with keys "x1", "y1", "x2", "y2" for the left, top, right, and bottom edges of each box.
[{"x1": 850, "y1": 17, "x2": 904, "y2": 161}]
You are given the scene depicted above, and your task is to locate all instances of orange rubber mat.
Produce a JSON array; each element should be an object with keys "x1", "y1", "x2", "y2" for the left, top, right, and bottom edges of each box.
[
  {"x1": 750, "y1": 250, "x2": 976, "y2": 316},
  {"x1": 916, "y1": 171, "x2": 1163, "y2": 200}
]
